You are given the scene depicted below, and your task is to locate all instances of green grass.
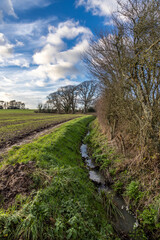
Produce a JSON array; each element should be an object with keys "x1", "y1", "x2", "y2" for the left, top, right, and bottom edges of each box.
[
  {"x1": 0, "y1": 109, "x2": 83, "y2": 146},
  {"x1": 85, "y1": 119, "x2": 121, "y2": 171},
  {"x1": 0, "y1": 116, "x2": 118, "y2": 240}
]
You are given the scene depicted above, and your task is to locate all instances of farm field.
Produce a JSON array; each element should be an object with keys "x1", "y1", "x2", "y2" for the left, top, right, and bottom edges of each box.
[{"x1": 0, "y1": 110, "x2": 82, "y2": 148}]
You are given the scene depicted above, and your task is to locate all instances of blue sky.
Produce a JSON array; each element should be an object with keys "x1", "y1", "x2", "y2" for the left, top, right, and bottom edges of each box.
[{"x1": 0, "y1": 0, "x2": 117, "y2": 108}]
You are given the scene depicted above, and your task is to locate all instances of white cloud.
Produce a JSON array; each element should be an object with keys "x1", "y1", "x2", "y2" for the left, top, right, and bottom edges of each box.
[
  {"x1": 76, "y1": 0, "x2": 117, "y2": 17},
  {"x1": 0, "y1": 20, "x2": 92, "y2": 108},
  {"x1": 15, "y1": 40, "x2": 24, "y2": 47},
  {"x1": 32, "y1": 20, "x2": 92, "y2": 82},
  {"x1": 1, "y1": 21, "x2": 45, "y2": 37},
  {"x1": 0, "y1": 33, "x2": 29, "y2": 68},
  {"x1": 5, "y1": 55, "x2": 30, "y2": 68},
  {"x1": 0, "y1": 0, "x2": 17, "y2": 19},
  {"x1": 29, "y1": 62, "x2": 78, "y2": 82},
  {"x1": 0, "y1": 17, "x2": 57, "y2": 52},
  {"x1": 0, "y1": 33, "x2": 14, "y2": 62},
  {"x1": 47, "y1": 20, "x2": 91, "y2": 42},
  {"x1": 33, "y1": 44, "x2": 59, "y2": 65},
  {"x1": 12, "y1": 0, "x2": 51, "y2": 11},
  {"x1": 0, "y1": 70, "x2": 79, "y2": 108},
  {"x1": 0, "y1": 0, "x2": 52, "y2": 20},
  {"x1": 0, "y1": 70, "x2": 47, "y2": 108},
  {"x1": 76, "y1": 0, "x2": 128, "y2": 24}
]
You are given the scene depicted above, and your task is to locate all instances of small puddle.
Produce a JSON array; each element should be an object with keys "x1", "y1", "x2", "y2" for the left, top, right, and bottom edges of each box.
[{"x1": 80, "y1": 138, "x2": 138, "y2": 237}]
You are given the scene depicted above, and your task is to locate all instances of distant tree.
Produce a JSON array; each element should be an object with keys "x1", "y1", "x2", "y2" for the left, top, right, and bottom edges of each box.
[
  {"x1": 37, "y1": 103, "x2": 43, "y2": 113},
  {"x1": 46, "y1": 81, "x2": 98, "y2": 114},
  {"x1": 47, "y1": 92, "x2": 62, "y2": 113},
  {"x1": 47, "y1": 85, "x2": 78, "y2": 114},
  {"x1": 77, "y1": 80, "x2": 98, "y2": 113},
  {"x1": 58, "y1": 85, "x2": 78, "y2": 114}
]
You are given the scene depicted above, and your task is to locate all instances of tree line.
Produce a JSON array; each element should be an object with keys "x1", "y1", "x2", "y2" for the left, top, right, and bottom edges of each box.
[
  {"x1": 86, "y1": 0, "x2": 160, "y2": 159},
  {"x1": 37, "y1": 80, "x2": 98, "y2": 114}
]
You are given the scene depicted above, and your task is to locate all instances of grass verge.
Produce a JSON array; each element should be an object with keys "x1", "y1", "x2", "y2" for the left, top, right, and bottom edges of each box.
[
  {"x1": 0, "y1": 116, "x2": 118, "y2": 240},
  {"x1": 86, "y1": 119, "x2": 160, "y2": 240}
]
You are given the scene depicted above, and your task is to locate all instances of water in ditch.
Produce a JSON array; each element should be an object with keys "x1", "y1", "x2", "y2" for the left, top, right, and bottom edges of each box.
[{"x1": 80, "y1": 140, "x2": 138, "y2": 237}]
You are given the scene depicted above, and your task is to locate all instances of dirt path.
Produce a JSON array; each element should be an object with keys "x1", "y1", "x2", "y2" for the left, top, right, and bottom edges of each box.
[{"x1": 0, "y1": 121, "x2": 69, "y2": 157}]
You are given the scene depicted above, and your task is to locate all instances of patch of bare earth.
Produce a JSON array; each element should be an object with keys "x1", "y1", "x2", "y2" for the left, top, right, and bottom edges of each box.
[{"x1": 0, "y1": 161, "x2": 35, "y2": 209}]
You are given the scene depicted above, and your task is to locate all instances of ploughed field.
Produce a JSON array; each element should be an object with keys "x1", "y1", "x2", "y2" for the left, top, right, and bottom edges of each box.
[{"x1": 0, "y1": 110, "x2": 82, "y2": 148}]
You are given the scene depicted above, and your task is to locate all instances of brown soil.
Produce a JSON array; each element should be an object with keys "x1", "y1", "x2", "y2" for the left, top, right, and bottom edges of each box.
[
  {"x1": 0, "y1": 119, "x2": 72, "y2": 149},
  {"x1": 0, "y1": 119, "x2": 72, "y2": 157},
  {"x1": 0, "y1": 161, "x2": 36, "y2": 209}
]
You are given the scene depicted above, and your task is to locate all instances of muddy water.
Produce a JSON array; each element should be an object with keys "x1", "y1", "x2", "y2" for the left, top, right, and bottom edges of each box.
[{"x1": 80, "y1": 141, "x2": 138, "y2": 237}]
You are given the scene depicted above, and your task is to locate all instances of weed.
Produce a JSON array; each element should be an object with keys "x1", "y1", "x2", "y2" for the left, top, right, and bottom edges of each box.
[
  {"x1": 125, "y1": 181, "x2": 144, "y2": 203},
  {"x1": 140, "y1": 198, "x2": 160, "y2": 232},
  {"x1": 113, "y1": 181, "x2": 124, "y2": 194},
  {"x1": 109, "y1": 168, "x2": 116, "y2": 177},
  {"x1": 100, "y1": 190, "x2": 123, "y2": 220}
]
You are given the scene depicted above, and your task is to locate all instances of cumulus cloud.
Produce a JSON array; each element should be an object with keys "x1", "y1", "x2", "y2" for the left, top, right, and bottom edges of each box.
[
  {"x1": 30, "y1": 62, "x2": 79, "y2": 83},
  {"x1": 32, "y1": 20, "x2": 92, "y2": 82},
  {"x1": 0, "y1": 19, "x2": 92, "y2": 108}
]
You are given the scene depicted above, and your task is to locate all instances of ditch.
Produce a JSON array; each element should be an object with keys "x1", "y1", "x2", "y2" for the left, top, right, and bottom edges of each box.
[{"x1": 80, "y1": 132, "x2": 138, "y2": 239}]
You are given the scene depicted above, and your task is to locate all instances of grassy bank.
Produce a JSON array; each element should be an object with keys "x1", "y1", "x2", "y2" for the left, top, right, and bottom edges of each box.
[
  {"x1": 0, "y1": 116, "x2": 118, "y2": 240},
  {"x1": 86, "y1": 119, "x2": 160, "y2": 240}
]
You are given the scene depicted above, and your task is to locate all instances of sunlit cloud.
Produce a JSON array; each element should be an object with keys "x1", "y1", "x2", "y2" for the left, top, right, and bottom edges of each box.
[
  {"x1": 76, "y1": 0, "x2": 117, "y2": 16},
  {"x1": 32, "y1": 20, "x2": 92, "y2": 82}
]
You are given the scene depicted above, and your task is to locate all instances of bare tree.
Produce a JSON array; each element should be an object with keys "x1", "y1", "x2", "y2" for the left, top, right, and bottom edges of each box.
[
  {"x1": 58, "y1": 85, "x2": 78, "y2": 114},
  {"x1": 47, "y1": 85, "x2": 78, "y2": 114},
  {"x1": 85, "y1": 0, "x2": 160, "y2": 157},
  {"x1": 47, "y1": 92, "x2": 62, "y2": 113},
  {"x1": 77, "y1": 80, "x2": 98, "y2": 113}
]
